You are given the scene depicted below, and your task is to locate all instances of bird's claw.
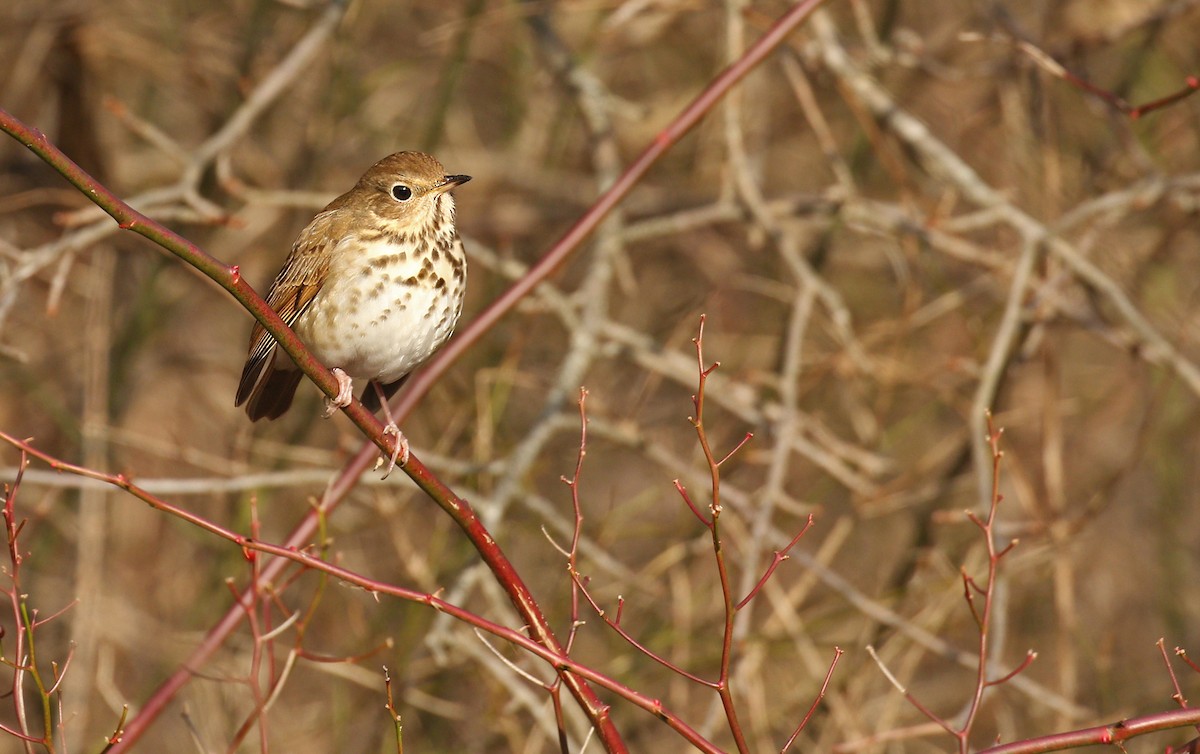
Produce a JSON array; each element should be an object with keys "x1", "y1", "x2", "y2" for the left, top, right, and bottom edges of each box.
[
  {"x1": 375, "y1": 423, "x2": 410, "y2": 479},
  {"x1": 322, "y1": 368, "x2": 355, "y2": 417}
]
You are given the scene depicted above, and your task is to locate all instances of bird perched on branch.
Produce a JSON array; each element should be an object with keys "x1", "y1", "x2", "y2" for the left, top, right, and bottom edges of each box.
[{"x1": 236, "y1": 151, "x2": 470, "y2": 474}]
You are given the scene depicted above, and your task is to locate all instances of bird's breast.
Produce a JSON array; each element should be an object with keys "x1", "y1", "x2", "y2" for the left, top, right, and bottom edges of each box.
[{"x1": 294, "y1": 236, "x2": 466, "y2": 383}]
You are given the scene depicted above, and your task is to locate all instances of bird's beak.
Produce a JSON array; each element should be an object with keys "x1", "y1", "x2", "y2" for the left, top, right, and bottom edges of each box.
[{"x1": 432, "y1": 174, "x2": 471, "y2": 194}]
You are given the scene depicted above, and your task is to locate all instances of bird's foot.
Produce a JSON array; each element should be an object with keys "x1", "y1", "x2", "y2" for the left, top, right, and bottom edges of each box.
[
  {"x1": 322, "y1": 368, "x2": 355, "y2": 417},
  {"x1": 375, "y1": 423, "x2": 410, "y2": 479},
  {"x1": 369, "y1": 380, "x2": 410, "y2": 478}
]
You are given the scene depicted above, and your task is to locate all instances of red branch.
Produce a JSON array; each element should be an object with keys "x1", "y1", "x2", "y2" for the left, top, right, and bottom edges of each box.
[
  {"x1": 0, "y1": 432, "x2": 728, "y2": 754},
  {"x1": 0, "y1": 0, "x2": 834, "y2": 748},
  {"x1": 735, "y1": 515, "x2": 815, "y2": 611},
  {"x1": 981, "y1": 708, "x2": 1200, "y2": 754},
  {"x1": 782, "y1": 646, "x2": 844, "y2": 752},
  {"x1": 1013, "y1": 39, "x2": 1200, "y2": 119}
]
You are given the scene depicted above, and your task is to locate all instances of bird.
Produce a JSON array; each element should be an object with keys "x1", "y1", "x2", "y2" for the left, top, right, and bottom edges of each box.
[{"x1": 235, "y1": 151, "x2": 470, "y2": 474}]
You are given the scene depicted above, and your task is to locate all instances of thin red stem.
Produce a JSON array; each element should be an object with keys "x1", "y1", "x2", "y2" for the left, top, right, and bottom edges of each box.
[
  {"x1": 781, "y1": 646, "x2": 844, "y2": 752},
  {"x1": 1158, "y1": 639, "x2": 1191, "y2": 709},
  {"x1": 980, "y1": 708, "x2": 1200, "y2": 754},
  {"x1": 396, "y1": 0, "x2": 834, "y2": 416},
  {"x1": 690, "y1": 316, "x2": 750, "y2": 754},
  {"x1": 0, "y1": 1, "x2": 833, "y2": 746},
  {"x1": 570, "y1": 569, "x2": 716, "y2": 688},
  {"x1": 734, "y1": 515, "x2": 814, "y2": 611},
  {"x1": 0, "y1": 432, "x2": 730, "y2": 753},
  {"x1": 674, "y1": 480, "x2": 712, "y2": 528}
]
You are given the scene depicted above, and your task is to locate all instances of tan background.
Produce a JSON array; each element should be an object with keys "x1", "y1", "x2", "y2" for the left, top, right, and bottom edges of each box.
[{"x1": 2, "y1": 1, "x2": 1200, "y2": 751}]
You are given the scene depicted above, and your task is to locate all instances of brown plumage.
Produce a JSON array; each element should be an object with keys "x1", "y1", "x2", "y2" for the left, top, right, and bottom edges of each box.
[{"x1": 235, "y1": 152, "x2": 470, "y2": 433}]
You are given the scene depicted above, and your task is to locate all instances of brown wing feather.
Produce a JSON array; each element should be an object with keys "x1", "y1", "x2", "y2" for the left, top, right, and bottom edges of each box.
[
  {"x1": 243, "y1": 367, "x2": 305, "y2": 420},
  {"x1": 235, "y1": 209, "x2": 341, "y2": 419}
]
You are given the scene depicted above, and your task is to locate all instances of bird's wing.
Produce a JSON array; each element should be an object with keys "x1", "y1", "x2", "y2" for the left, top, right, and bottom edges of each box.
[{"x1": 234, "y1": 211, "x2": 338, "y2": 407}]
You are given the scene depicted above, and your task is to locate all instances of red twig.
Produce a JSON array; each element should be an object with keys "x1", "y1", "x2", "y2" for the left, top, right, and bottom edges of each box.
[
  {"x1": 1014, "y1": 39, "x2": 1200, "y2": 119},
  {"x1": 717, "y1": 432, "x2": 755, "y2": 467},
  {"x1": 1, "y1": 449, "x2": 79, "y2": 748},
  {"x1": 1065, "y1": 69, "x2": 1198, "y2": 120},
  {"x1": 566, "y1": 318, "x2": 832, "y2": 751},
  {"x1": 0, "y1": 432, "x2": 730, "y2": 753},
  {"x1": 954, "y1": 414, "x2": 1030, "y2": 751},
  {"x1": 551, "y1": 387, "x2": 592, "y2": 751},
  {"x1": 1177, "y1": 647, "x2": 1200, "y2": 675},
  {"x1": 674, "y1": 479, "x2": 712, "y2": 528},
  {"x1": 0, "y1": 0, "x2": 834, "y2": 746},
  {"x1": 872, "y1": 413, "x2": 1034, "y2": 753},
  {"x1": 564, "y1": 387, "x2": 589, "y2": 654},
  {"x1": 1159, "y1": 639, "x2": 1191, "y2": 709},
  {"x1": 690, "y1": 315, "x2": 751, "y2": 753},
  {"x1": 734, "y1": 515, "x2": 814, "y2": 611},
  {"x1": 382, "y1": 666, "x2": 404, "y2": 753},
  {"x1": 867, "y1": 645, "x2": 958, "y2": 737},
  {"x1": 987, "y1": 651, "x2": 1038, "y2": 688},
  {"x1": 980, "y1": 708, "x2": 1200, "y2": 754},
  {"x1": 781, "y1": 646, "x2": 844, "y2": 752},
  {"x1": 0, "y1": 109, "x2": 626, "y2": 750},
  {"x1": 569, "y1": 569, "x2": 716, "y2": 689},
  {"x1": 396, "y1": 0, "x2": 834, "y2": 418}
]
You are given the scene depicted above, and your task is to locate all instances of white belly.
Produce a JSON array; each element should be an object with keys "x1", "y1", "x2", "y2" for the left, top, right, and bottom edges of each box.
[{"x1": 294, "y1": 239, "x2": 465, "y2": 384}]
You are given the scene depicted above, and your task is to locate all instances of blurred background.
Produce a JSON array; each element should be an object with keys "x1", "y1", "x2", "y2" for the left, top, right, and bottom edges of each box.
[{"x1": 2, "y1": 0, "x2": 1200, "y2": 751}]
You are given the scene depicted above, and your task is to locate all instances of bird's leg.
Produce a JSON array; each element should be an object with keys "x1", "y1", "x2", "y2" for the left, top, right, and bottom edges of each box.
[
  {"x1": 322, "y1": 368, "x2": 356, "y2": 417},
  {"x1": 371, "y1": 379, "x2": 410, "y2": 478}
]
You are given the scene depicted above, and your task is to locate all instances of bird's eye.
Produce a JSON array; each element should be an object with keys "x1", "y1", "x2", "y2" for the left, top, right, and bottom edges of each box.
[{"x1": 391, "y1": 184, "x2": 413, "y2": 201}]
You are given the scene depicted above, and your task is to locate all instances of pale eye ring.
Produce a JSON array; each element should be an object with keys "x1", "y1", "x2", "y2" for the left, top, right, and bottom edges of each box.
[{"x1": 391, "y1": 184, "x2": 413, "y2": 201}]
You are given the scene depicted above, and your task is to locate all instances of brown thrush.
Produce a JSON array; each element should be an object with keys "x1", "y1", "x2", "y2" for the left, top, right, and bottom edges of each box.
[{"x1": 235, "y1": 151, "x2": 470, "y2": 471}]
